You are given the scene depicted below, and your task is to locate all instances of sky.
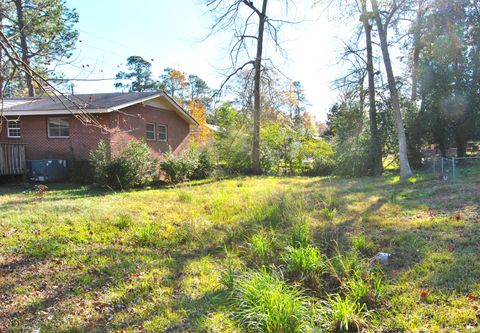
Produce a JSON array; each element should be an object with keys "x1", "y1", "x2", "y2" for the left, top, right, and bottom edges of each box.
[{"x1": 60, "y1": 0, "x2": 354, "y2": 121}]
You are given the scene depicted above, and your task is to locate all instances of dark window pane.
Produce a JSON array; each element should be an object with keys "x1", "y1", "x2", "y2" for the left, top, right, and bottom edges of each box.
[
  {"x1": 49, "y1": 118, "x2": 69, "y2": 137},
  {"x1": 146, "y1": 123, "x2": 155, "y2": 140},
  {"x1": 158, "y1": 125, "x2": 167, "y2": 141}
]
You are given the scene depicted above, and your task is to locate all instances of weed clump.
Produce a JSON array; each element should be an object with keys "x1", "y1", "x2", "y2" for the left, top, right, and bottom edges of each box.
[
  {"x1": 320, "y1": 294, "x2": 369, "y2": 332},
  {"x1": 232, "y1": 269, "x2": 311, "y2": 333},
  {"x1": 290, "y1": 219, "x2": 310, "y2": 248},
  {"x1": 134, "y1": 224, "x2": 156, "y2": 246},
  {"x1": 351, "y1": 235, "x2": 375, "y2": 256},
  {"x1": 249, "y1": 233, "x2": 274, "y2": 261},
  {"x1": 283, "y1": 245, "x2": 325, "y2": 278},
  {"x1": 114, "y1": 215, "x2": 131, "y2": 230}
]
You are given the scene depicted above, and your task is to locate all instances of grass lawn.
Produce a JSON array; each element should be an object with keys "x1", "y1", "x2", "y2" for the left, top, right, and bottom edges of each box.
[{"x1": 1, "y1": 173, "x2": 480, "y2": 332}]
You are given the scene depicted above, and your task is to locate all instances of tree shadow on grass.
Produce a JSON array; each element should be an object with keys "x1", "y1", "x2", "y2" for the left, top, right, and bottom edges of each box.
[{"x1": 2, "y1": 175, "x2": 480, "y2": 331}]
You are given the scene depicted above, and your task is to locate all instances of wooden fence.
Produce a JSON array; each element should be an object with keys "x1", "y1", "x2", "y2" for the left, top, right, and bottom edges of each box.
[{"x1": 0, "y1": 143, "x2": 26, "y2": 175}]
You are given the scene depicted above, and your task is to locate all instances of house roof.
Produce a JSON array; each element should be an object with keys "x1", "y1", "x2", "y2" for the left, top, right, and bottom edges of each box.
[{"x1": 1, "y1": 92, "x2": 199, "y2": 126}]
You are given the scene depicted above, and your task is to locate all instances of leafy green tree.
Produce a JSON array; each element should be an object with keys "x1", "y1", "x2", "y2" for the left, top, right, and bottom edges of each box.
[
  {"x1": 3, "y1": 0, "x2": 78, "y2": 96},
  {"x1": 187, "y1": 74, "x2": 211, "y2": 105},
  {"x1": 158, "y1": 67, "x2": 188, "y2": 99},
  {"x1": 213, "y1": 102, "x2": 252, "y2": 173},
  {"x1": 417, "y1": 0, "x2": 479, "y2": 157},
  {"x1": 115, "y1": 56, "x2": 157, "y2": 92}
]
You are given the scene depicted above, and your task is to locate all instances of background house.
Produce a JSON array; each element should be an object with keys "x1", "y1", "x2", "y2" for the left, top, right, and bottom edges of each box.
[{"x1": 0, "y1": 92, "x2": 198, "y2": 180}]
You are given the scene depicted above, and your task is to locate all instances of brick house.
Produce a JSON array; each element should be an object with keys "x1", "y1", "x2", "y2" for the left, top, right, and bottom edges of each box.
[{"x1": 0, "y1": 92, "x2": 198, "y2": 180}]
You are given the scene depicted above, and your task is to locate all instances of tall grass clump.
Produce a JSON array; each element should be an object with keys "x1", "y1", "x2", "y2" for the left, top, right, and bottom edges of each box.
[
  {"x1": 134, "y1": 224, "x2": 156, "y2": 246},
  {"x1": 251, "y1": 200, "x2": 285, "y2": 229},
  {"x1": 249, "y1": 233, "x2": 275, "y2": 262},
  {"x1": 283, "y1": 245, "x2": 325, "y2": 278},
  {"x1": 351, "y1": 235, "x2": 375, "y2": 256},
  {"x1": 177, "y1": 191, "x2": 193, "y2": 203},
  {"x1": 232, "y1": 269, "x2": 311, "y2": 333},
  {"x1": 114, "y1": 214, "x2": 131, "y2": 230},
  {"x1": 321, "y1": 295, "x2": 369, "y2": 332},
  {"x1": 346, "y1": 272, "x2": 384, "y2": 309},
  {"x1": 290, "y1": 218, "x2": 310, "y2": 248},
  {"x1": 320, "y1": 207, "x2": 337, "y2": 221},
  {"x1": 327, "y1": 250, "x2": 362, "y2": 283}
]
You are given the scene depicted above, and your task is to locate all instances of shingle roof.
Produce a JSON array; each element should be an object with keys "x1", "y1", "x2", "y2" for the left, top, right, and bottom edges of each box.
[
  {"x1": 4, "y1": 92, "x2": 160, "y2": 111},
  {"x1": 1, "y1": 91, "x2": 199, "y2": 126}
]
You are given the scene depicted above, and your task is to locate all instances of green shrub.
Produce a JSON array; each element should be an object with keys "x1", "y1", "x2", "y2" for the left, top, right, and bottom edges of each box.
[
  {"x1": 191, "y1": 151, "x2": 214, "y2": 180},
  {"x1": 333, "y1": 136, "x2": 371, "y2": 178},
  {"x1": 213, "y1": 103, "x2": 252, "y2": 174},
  {"x1": 232, "y1": 269, "x2": 311, "y2": 333},
  {"x1": 306, "y1": 155, "x2": 336, "y2": 176},
  {"x1": 284, "y1": 245, "x2": 325, "y2": 277},
  {"x1": 68, "y1": 159, "x2": 94, "y2": 184},
  {"x1": 160, "y1": 147, "x2": 214, "y2": 184},
  {"x1": 90, "y1": 140, "x2": 157, "y2": 190}
]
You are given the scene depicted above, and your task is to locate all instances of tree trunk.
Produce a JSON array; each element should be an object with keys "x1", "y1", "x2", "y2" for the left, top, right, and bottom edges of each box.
[
  {"x1": 370, "y1": 0, "x2": 413, "y2": 180},
  {"x1": 411, "y1": 0, "x2": 425, "y2": 101},
  {"x1": 455, "y1": 132, "x2": 467, "y2": 157},
  {"x1": 361, "y1": 0, "x2": 382, "y2": 176},
  {"x1": 14, "y1": 0, "x2": 35, "y2": 97},
  {"x1": 252, "y1": 0, "x2": 268, "y2": 174},
  {"x1": 0, "y1": 7, "x2": 3, "y2": 99}
]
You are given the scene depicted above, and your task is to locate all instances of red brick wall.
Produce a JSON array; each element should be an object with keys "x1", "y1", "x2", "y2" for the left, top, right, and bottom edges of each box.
[
  {"x1": 0, "y1": 104, "x2": 191, "y2": 160},
  {"x1": 0, "y1": 115, "x2": 110, "y2": 160},
  {"x1": 108, "y1": 104, "x2": 190, "y2": 158}
]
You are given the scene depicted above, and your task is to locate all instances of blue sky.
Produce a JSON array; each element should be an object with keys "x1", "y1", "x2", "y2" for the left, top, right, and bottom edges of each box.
[{"x1": 61, "y1": 0, "x2": 351, "y2": 121}]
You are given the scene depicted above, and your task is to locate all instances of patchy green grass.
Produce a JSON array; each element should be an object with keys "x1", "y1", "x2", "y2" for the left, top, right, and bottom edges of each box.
[{"x1": 0, "y1": 174, "x2": 479, "y2": 332}]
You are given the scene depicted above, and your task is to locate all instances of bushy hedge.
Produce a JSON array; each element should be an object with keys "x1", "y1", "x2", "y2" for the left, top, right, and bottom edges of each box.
[
  {"x1": 68, "y1": 159, "x2": 94, "y2": 184},
  {"x1": 90, "y1": 140, "x2": 157, "y2": 190},
  {"x1": 212, "y1": 109, "x2": 336, "y2": 176},
  {"x1": 160, "y1": 146, "x2": 214, "y2": 184}
]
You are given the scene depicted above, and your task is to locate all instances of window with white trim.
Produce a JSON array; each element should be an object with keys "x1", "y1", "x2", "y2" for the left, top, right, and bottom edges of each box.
[
  {"x1": 158, "y1": 124, "x2": 167, "y2": 142},
  {"x1": 48, "y1": 117, "x2": 70, "y2": 138},
  {"x1": 146, "y1": 123, "x2": 156, "y2": 140},
  {"x1": 7, "y1": 120, "x2": 21, "y2": 138}
]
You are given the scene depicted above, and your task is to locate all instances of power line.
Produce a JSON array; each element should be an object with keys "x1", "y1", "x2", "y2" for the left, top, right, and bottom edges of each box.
[
  {"x1": 78, "y1": 28, "x2": 169, "y2": 63},
  {"x1": 48, "y1": 77, "x2": 117, "y2": 81}
]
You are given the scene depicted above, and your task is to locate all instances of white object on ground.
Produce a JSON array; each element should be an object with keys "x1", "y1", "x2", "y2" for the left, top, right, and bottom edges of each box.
[{"x1": 374, "y1": 252, "x2": 392, "y2": 264}]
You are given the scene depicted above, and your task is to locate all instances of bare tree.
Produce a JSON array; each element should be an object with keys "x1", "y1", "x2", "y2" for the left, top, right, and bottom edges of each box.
[
  {"x1": 370, "y1": 0, "x2": 413, "y2": 180},
  {"x1": 206, "y1": 0, "x2": 296, "y2": 174}
]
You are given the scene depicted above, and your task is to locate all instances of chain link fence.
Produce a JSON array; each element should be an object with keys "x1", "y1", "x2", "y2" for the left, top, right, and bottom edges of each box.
[{"x1": 423, "y1": 156, "x2": 480, "y2": 184}]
